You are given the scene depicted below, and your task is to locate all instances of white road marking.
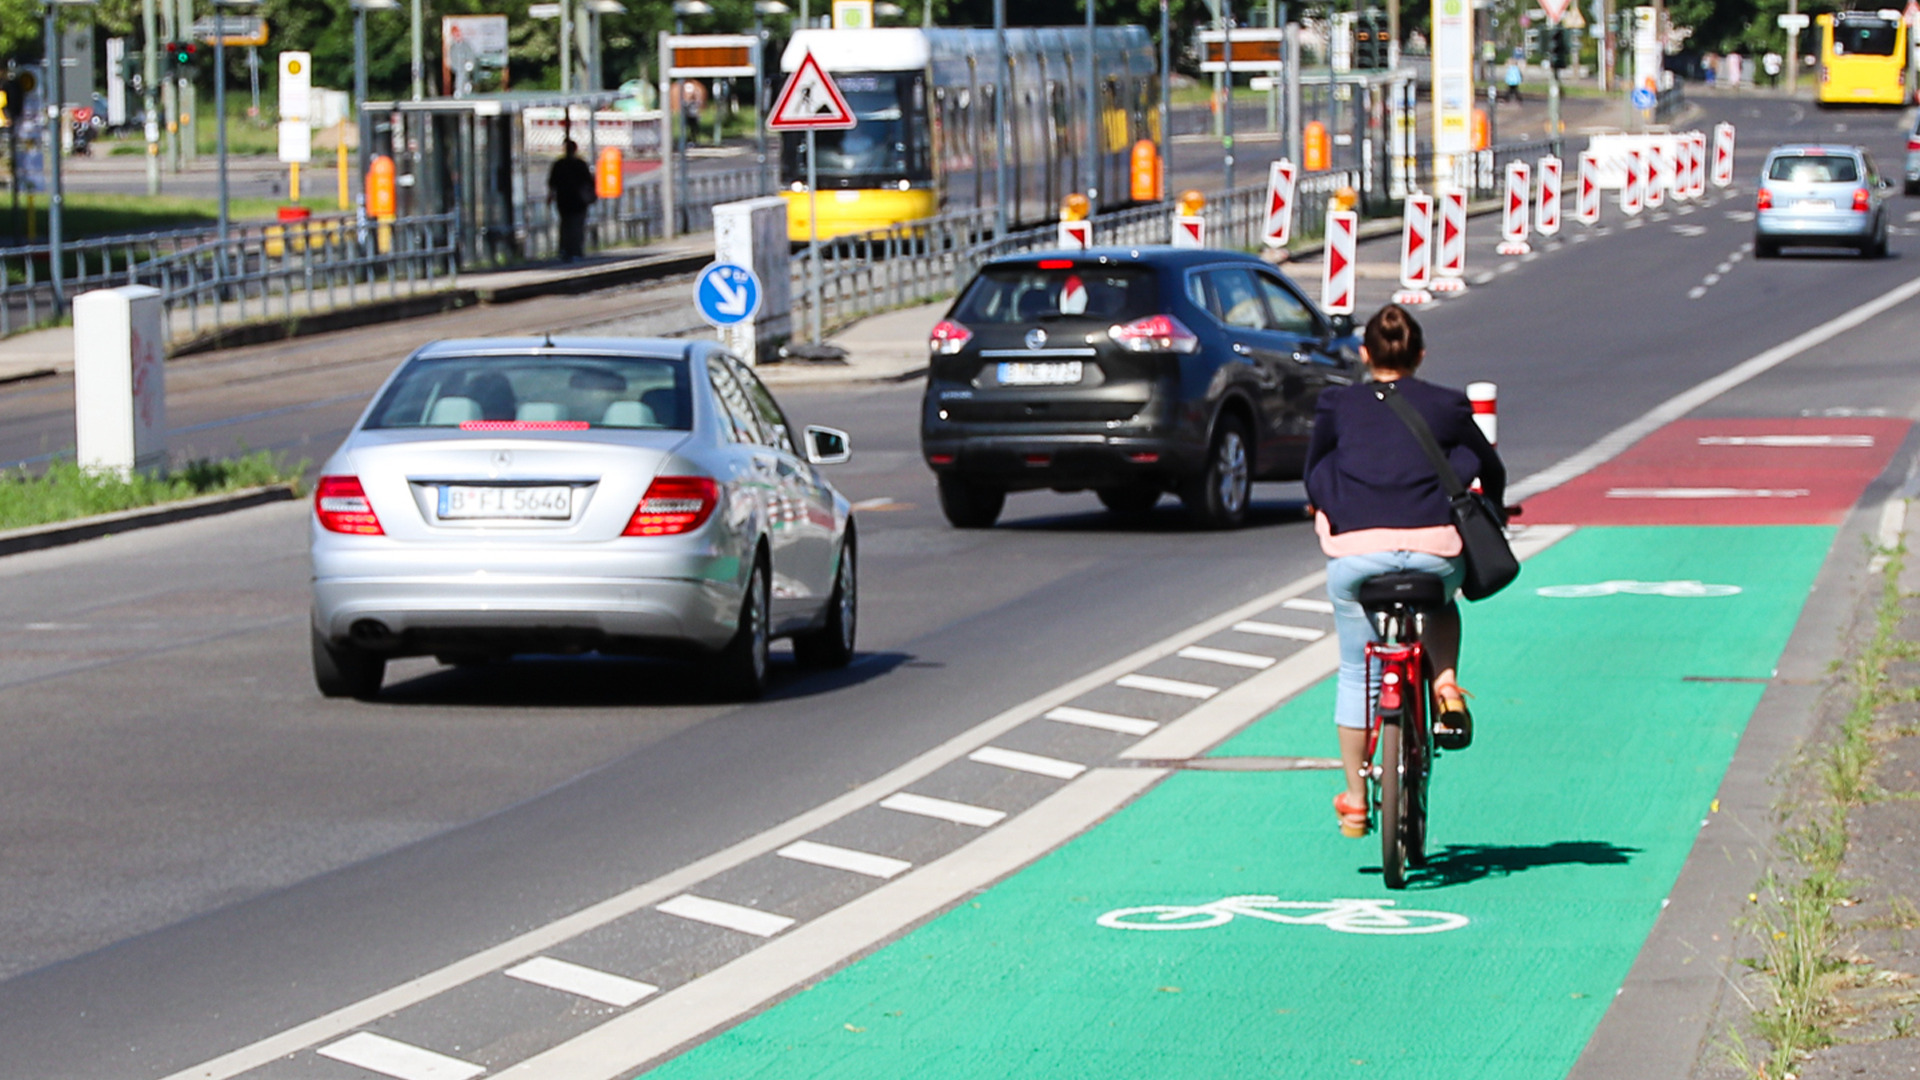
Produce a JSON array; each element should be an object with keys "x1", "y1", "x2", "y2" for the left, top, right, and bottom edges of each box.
[
  {"x1": 1688, "y1": 286, "x2": 1709, "y2": 299},
  {"x1": 1472, "y1": 272, "x2": 1497, "y2": 285},
  {"x1": 1673, "y1": 224, "x2": 1707, "y2": 236},
  {"x1": 1176, "y1": 645, "x2": 1277, "y2": 669},
  {"x1": 1282, "y1": 597, "x2": 1335, "y2": 615},
  {"x1": 1116, "y1": 673, "x2": 1219, "y2": 699},
  {"x1": 504, "y1": 957, "x2": 658, "y2": 1007},
  {"x1": 968, "y1": 746, "x2": 1088, "y2": 779},
  {"x1": 1606, "y1": 487, "x2": 1811, "y2": 499},
  {"x1": 1698, "y1": 434, "x2": 1874, "y2": 447},
  {"x1": 776, "y1": 840, "x2": 913, "y2": 879},
  {"x1": 1905, "y1": 209, "x2": 1920, "y2": 222},
  {"x1": 655, "y1": 895, "x2": 796, "y2": 937},
  {"x1": 1677, "y1": 205, "x2": 1696, "y2": 215},
  {"x1": 316, "y1": 1034, "x2": 485, "y2": 1080},
  {"x1": 1716, "y1": 262, "x2": 1733, "y2": 273},
  {"x1": 1626, "y1": 219, "x2": 1645, "y2": 229},
  {"x1": 1723, "y1": 209, "x2": 1753, "y2": 221},
  {"x1": 1497, "y1": 261, "x2": 1518, "y2": 273},
  {"x1": 878, "y1": 792, "x2": 1007, "y2": 827},
  {"x1": 1510, "y1": 274, "x2": 1920, "y2": 501},
  {"x1": 1044, "y1": 706, "x2": 1159, "y2": 736},
  {"x1": 1231, "y1": 620, "x2": 1327, "y2": 641},
  {"x1": 1572, "y1": 233, "x2": 1589, "y2": 243},
  {"x1": 1703, "y1": 273, "x2": 1721, "y2": 285}
]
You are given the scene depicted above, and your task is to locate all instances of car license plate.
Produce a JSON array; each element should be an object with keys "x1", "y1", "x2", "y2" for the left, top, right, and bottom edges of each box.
[
  {"x1": 438, "y1": 485, "x2": 574, "y2": 520},
  {"x1": 997, "y1": 361, "x2": 1083, "y2": 386},
  {"x1": 1796, "y1": 198, "x2": 1834, "y2": 209}
]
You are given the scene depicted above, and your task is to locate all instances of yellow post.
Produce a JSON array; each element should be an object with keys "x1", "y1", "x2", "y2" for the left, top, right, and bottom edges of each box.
[
  {"x1": 337, "y1": 119, "x2": 350, "y2": 210},
  {"x1": 25, "y1": 193, "x2": 35, "y2": 242},
  {"x1": 290, "y1": 162, "x2": 301, "y2": 203}
]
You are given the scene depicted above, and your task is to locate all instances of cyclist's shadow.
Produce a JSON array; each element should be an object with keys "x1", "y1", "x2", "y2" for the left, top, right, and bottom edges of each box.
[{"x1": 1392, "y1": 840, "x2": 1641, "y2": 889}]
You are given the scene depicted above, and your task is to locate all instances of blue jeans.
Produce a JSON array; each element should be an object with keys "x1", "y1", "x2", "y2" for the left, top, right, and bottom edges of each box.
[{"x1": 1327, "y1": 551, "x2": 1466, "y2": 730}]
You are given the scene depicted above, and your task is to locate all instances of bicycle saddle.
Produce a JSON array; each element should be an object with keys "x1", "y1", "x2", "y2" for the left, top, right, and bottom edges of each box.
[{"x1": 1357, "y1": 571, "x2": 1449, "y2": 611}]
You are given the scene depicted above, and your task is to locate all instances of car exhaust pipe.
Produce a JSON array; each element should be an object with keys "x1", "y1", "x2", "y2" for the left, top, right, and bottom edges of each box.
[{"x1": 349, "y1": 619, "x2": 394, "y2": 645}]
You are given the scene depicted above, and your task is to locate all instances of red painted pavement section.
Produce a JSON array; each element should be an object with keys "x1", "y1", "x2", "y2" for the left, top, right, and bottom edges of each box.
[{"x1": 1524, "y1": 417, "x2": 1910, "y2": 526}]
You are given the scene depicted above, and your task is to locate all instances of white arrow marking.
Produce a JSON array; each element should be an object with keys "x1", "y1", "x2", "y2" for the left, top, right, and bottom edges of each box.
[{"x1": 709, "y1": 274, "x2": 750, "y2": 316}]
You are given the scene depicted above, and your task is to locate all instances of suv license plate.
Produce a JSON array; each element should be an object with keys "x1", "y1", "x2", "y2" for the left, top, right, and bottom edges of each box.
[
  {"x1": 998, "y1": 361, "x2": 1084, "y2": 386},
  {"x1": 438, "y1": 485, "x2": 574, "y2": 520}
]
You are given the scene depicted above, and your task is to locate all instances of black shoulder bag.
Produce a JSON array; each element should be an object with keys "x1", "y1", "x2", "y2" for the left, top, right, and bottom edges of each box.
[{"x1": 1372, "y1": 382, "x2": 1519, "y2": 601}]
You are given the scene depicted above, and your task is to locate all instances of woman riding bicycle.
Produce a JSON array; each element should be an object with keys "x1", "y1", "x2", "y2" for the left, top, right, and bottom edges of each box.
[{"x1": 1303, "y1": 304, "x2": 1505, "y2": 837}]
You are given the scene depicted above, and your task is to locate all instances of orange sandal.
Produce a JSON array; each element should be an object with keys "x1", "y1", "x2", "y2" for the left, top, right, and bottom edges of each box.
[
  {"x1": 1334, "y1": 792, "x2": 1369, "y2": 838},
  {"x1": 1433, "y1": 681, "x2": 1473, "y2": 751}
]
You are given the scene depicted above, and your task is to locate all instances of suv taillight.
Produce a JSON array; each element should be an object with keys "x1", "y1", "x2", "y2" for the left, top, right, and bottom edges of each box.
[
  {"x1": 1109, "y1": 314, "x2": 1200, "y2": 354},
  {"x1": 315, "y1": 475, "x2": 384, "y2": 535},
  {"x1": 624, "y1": 476, "x2": 718, "y2": 536},
  {"x1": 929, "y1": 319, "x2": 973, "y2": 355},
  {"x1": 1756, "y1": 187, "x2": 1772, "y2": 210},
  {"x1": 1908, "y1": 135, "x2": 1920, "y2": 152},
  {"x1": 1853, "y1": 187, "x2": 1872, "y2": 212}
]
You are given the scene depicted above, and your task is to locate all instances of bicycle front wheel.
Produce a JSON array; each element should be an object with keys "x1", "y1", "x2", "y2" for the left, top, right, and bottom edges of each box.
[{"x1": 1379, "y1": 721, "x2": 1408, "y2": 889}]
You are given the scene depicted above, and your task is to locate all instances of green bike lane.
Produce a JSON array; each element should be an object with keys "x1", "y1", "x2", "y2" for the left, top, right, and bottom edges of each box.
[{"x1": 640, "y1": 420, "x2": 1904, "y2": 1079}]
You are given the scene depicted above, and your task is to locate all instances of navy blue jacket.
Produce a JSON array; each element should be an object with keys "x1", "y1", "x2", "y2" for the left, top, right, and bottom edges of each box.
[{"x1": 1304, "y1": 377, "x2": 1506, "y2": 534}]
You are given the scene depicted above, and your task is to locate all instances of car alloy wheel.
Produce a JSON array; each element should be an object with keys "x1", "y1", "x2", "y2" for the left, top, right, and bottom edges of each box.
[
  {"x1": 793, "y1": 537, "x2": 857, "y2": 669},
  {"x1": 1215, "y1": 428, "x2": 1250, "y2": 518}
]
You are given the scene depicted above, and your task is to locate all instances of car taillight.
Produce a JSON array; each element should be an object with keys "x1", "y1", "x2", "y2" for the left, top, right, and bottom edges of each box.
[
  {"x1": 1908, "y1": 136, "x2": 1920, "y2": 152},
  {"x1": 624, "y1": 476, "x2": 718, "y2": 536},
  {"x1": 1853, "y1": 187, "x2": 1872, "y2": 212},
  {"x1": 1109, "y1": 314, "x2": 1200, "y2": 354},
  {"x1": 929, "y1": 319, "x2": 973, "y2": 355},
  {"x1": 315, "y1": 475, "x2": 384, "y2": 535},
  {"x1": 1756, "y1": 188, "x2": 1772, "y2": 210}
]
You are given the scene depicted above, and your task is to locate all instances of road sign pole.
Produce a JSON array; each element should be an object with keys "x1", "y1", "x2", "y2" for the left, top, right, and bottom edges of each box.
[{"x1": 807, "y1": 127, "x2": 820, "y2": 344}]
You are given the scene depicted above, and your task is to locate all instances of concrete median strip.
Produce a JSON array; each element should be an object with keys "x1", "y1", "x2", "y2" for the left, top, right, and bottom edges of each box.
[{"x1": 0, "y1": 483, "x2": 299, "y2": 558}]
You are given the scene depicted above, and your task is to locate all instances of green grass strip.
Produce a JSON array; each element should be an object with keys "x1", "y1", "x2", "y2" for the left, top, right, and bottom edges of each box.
[{"x1": 0, "y1": 452, "x2": 303, "y2": 532}]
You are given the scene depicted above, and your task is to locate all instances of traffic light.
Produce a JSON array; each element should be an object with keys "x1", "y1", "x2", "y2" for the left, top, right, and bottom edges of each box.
[
  {"x1": 0, "y1": 70, "x2": 36, "y2": 128},
  {"x1": 1354, "y1": 9, "x2": 1389, "y2": 70},
  {"x1": 1547, "y1": 27, "x2": 1570, "y2": 71},
  {"x1": 167, "y1": 40, "x2": 199, "y2": 67}
]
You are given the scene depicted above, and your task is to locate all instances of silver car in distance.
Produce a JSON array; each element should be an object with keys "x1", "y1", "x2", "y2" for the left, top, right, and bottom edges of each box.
[{"x1": 310, "y1": 337, "x2": 856, "y2": 702}]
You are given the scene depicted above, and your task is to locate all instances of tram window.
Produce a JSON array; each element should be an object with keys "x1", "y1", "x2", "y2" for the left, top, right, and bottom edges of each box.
[
  {"x1": 953, "y1": 266, "x2": 1158, "y2": 324},
  {"x1": 780, "y1": 72, "x2": 932, "y2": 184}
]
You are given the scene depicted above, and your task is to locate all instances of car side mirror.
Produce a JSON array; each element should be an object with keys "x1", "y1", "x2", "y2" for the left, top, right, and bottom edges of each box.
[
  {"x1": 804, "y1": 425, "x2": 852, "y2": 465},
  {"x1": 1328, "y1": 313, "x2": 1355, "y2": 337}
]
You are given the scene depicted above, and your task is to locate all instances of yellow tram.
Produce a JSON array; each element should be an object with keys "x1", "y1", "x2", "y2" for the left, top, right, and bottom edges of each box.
[{"x1": 778, "y1": 27, "x2": 1159, "y2": 241}]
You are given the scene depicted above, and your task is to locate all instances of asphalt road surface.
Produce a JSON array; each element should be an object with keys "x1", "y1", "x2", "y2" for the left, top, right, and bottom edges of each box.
[{"x1": 2, "y1": 92, "x2": 1918, "y2": 1079}]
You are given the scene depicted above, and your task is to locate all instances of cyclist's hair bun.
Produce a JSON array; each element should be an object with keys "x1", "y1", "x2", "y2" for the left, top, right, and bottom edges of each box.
[{"x1": 1363, "y1": 304, "x2": 1424, "y2": 374}]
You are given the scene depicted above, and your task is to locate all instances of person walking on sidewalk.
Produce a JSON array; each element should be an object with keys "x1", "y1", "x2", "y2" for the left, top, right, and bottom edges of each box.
[
  {"x1": 547, "y1": 140, "x2": 597, "y2": 263},
  {"x1": 1502, "y1": 57, "x2": 1524, "y2": 103},
  {"x1": 1303, "y1": 305, "x2": 1506, "y2": 838}
]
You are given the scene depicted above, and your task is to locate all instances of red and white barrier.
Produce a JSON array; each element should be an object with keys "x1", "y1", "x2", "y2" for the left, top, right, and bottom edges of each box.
[
  {"x1": 1621, "y1": 148, "x2": 1645, "y2": 216},
  {"x1": 1645, "y1": 142, "x2": 1667, "y2": 208},
  {"x1": 1497, "y1": 161, "x2": 1531, "y2": 255},
  {"x1": 1058, "y1": 219, "x2": 1090, "y2": 249},
  {"x1": 1692, "y1": 131, "x2": 1710, "y2": 198},
  {"x1": 1467, "y1": 381, "x2": 1497, "y2": 445},
  {"x1": 1576, "y1": 151, "x2": 1601, "y2": 225},
  {"x1": 1431, "y1": 189, "x2": 1468, "y2": 293},
  {"x1": 1712, "y1": 123, "x2": 1736, "y2": 189},
  {"x1": 1536, "y1": 155, "x2": 1562, "y2": 236},
  {"x1": 1262, "y1": 160, "x2": 1297, "y2": 248},
  {"x1": 1171, "y1": 215, "x2": 1205, "y2": 248},
  {"x1": 1672, "y1": 135, "x2": 1696, "y2": 203},
  {"x1": 1392, "y1": 192, "x2": 1434, "y2": 305},
  {"x1": 1321, "y1": 210, "x2": 1357, "y2": 315}
]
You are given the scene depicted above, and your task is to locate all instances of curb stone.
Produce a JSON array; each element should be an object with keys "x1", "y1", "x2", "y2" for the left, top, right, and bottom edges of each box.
[{"x1": 0, "y1": 483, "x2": 300, "y2": 558}]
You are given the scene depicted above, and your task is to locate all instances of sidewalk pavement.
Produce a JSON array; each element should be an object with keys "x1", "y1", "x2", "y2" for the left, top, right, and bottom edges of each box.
[{"x1": 759, "y1": 301, "x2": 944, "y2": 387}]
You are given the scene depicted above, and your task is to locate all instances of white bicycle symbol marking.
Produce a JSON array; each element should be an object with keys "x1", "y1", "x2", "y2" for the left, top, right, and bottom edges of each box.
[
  {"x1": 1096, "y1": 896, "x2": 1469, "y2": 935},
  {"x1": 1536, "y1": 579, "x2": 1742, "y2": 599}
]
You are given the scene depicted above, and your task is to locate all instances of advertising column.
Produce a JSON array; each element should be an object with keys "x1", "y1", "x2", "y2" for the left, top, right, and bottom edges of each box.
[{"x1": 1431, "y1": 0, "x2": 1474, "y2": 189}]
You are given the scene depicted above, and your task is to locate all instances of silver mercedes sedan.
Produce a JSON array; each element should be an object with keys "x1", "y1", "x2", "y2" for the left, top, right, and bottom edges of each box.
[{"x1": 310, "y1": 337, "x2": 856, "y2": 702}]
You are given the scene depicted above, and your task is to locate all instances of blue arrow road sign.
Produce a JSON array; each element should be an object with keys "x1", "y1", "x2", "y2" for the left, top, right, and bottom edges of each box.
[
  {"x1": 695, "y1": 262, "x2": 761, "y2": 328},
  {"x1": 1631, "y1": 86, "x2": 1656, "y2": 109}
]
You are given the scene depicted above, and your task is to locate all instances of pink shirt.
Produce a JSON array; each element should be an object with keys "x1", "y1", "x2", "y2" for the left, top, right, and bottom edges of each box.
[{"x1": 1315, "y1": 511, "x2": 1462, "y2": 559}]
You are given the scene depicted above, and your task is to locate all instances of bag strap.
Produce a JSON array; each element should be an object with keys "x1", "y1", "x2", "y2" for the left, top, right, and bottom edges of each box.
[{"x1": 1371, "y1": 381, "x2": 1468, "y2": 500}]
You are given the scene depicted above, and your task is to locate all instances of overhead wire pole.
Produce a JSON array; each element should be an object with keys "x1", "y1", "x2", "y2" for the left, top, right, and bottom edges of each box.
[
  {"x1": 142, "y1": 0, "x2": 160, "y2": 194},
  {"x1": 1222, "y1": 0, "x2": 1234, "y2": 192},
  {"x1": 1158, "y1": 0, "x2": 1170, "y2": 202},
  {"x1": 1084, "y1": 0, "x2": 1096, "y2": 214},
  {"x1": 44, "y1": 0, "x2": 65, "y2": 308},
  {"x1": 993, "y1": 0, "x2": 1008, "y2": 239},
  {"x1": 410, "y1": 0, "x2": 423, "y2": 99}
]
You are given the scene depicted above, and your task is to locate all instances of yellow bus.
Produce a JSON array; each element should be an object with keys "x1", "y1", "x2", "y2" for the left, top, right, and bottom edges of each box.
[{"x1": 1816, "y1": 10, "x2": 1909, "y2": 107}]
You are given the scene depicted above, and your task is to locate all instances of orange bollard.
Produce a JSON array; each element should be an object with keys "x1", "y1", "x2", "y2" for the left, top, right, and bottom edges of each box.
[
  {"x1": 366, "y1": 154, "x2": 397, "y2": 217},
  {"x1": 1130, "y1": 140, "x2": 1160, "y2": 202},
  {"x1": 596, "y1": 147, "x2": 624, "y2": 200},
  {"x1": 1304, "y1": 122, "x2": 1330, "y2": 171},
  {"x1": 1471, "y1": 108, "x2": 1490, "y2": 152}
]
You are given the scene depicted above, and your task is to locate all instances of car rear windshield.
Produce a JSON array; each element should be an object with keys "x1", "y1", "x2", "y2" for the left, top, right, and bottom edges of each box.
[
  {"x1": 953, "y1": 265, "x2": 1158, "y2": 324},
  {"x1": 1767, "y1": 154, "x2": 1860, "y2": 183},
  {"x1": 366, "y1": 354, "x2": 692, "y2": 431}
]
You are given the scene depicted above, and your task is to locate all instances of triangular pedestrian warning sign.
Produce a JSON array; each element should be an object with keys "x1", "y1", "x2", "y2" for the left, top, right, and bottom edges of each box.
[{"x1": 768, "y1": 51, "x2": 857, "y2": 131}]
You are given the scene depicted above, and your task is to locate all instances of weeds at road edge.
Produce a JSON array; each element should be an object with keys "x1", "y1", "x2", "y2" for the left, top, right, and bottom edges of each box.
[
  {"x1": 1723, "y1": 541, "x2": 1904, "y2": 1078},
  {"x1": 0, "y1": 451, "x2": 305, "y2": 531}
]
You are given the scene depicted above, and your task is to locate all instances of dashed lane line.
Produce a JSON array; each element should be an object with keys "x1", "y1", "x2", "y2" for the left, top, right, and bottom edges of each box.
[
  {"x1": 503, "y1": 957, "x2": 659, "y2": 1008},
  {"x1": 878, "y1": 792, "x2": 1007, "y2": 827},
  {"x1": 655, "y1": 895, "x2": 796, "y2": 938},
  {"x1": 1232, "y1": 620, "x2": 1326, "y2": 641},
  {"x1": 1114, "y1": 673, "x2": 1220, "y2": 699},
  {"x1": 1282, "y1": 597, "x2": 1335, "y2": 615},
  {"x1": 1176, "y1": 645, "x2": 1278, "y2": 669},
  {"x1": 317, "y1": 1033, "x2": 485, "y2": 1080},
  {"x1": 1043, "y1": 706, "x2": 1159, "y2": 736},
  {"x1": 775, "y1": 840, "x2": 913, "y2": 880},
  {"x1": 967, "y1": 745, "x2": 1088, "y2": 779}
]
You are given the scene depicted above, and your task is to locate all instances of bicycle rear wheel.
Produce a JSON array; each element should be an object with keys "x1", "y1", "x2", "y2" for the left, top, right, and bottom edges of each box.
[
  {"x1": 1379, "y1": 720, "x2": 1408, "y2": 889},
  {"x1": 1405, "y1": 701, "x2": 1430, "y2": 870}
]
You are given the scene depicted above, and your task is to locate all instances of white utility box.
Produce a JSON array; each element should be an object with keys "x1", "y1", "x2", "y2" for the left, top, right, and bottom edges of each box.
[{"x1": 73, "y1": 285, "x2": 167, "y2": 476}]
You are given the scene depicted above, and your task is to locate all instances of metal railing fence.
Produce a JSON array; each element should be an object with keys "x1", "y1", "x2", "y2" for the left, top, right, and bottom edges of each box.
[{"x1": 515, "y1": 165, "x2": 767, "y2": 262}]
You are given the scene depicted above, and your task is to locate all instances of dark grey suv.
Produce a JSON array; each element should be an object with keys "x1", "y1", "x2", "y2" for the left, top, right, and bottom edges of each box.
[{"x1": 920, "y1": 247, "x2": 1361, "y2": 528}]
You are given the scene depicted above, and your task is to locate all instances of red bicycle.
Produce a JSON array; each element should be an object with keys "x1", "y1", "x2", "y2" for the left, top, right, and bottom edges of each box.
[{"x1": 1356, "y1": 570, "x2": 1446, "y2": 890}]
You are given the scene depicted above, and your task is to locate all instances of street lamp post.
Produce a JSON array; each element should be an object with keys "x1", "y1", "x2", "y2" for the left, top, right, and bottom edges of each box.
[
  {"x1": 211, "y1": 0, "x2": 260, "y2": 268},
  {"x1": 993, "y1": 0, "x2": 1008, "y2": 237},
  {"x1": 753, "y1": 0, "x2": 789, "y2": 197},
  {"x1": 671, "y1": 0, "x2": 712, "y2": 235},
  {"x1": 42, "y1": 0, "x2": 98, "y2": 309},
  {"x1": 352, "y1": 0, "x2": 399, "y2": 190},
  {"x1": 586, "y1": 0, "x2": 628, "y2": 94},
  {"x1": 410, "y1": 0, "x2": 423, "y2": 100},
  {"x1": 1084, "y1": 0, "x2": 1096, "y2": 210}
]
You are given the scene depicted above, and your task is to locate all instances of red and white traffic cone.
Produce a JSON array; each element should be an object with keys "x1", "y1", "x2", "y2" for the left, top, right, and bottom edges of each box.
[{"x1": 1467, "y1": 381, "x2": 1497, "y2": 445}]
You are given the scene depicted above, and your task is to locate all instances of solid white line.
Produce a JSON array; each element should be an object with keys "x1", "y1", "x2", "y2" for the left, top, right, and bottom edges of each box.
[
  {"x1": 849, "y1": 497, "x2": 896, "y2": 511},
  {"x1": 1282, "y1": 597, "x2": 1336, "y2": 615},
  {"x1": 504, "y1": 957, "x2": 658, "y2": 1008},
  {"x1": 1044, "y1": 706, "x2": 1159, "y2": 736},
  {"x1": 968, "y1": 746, "x2": 1088, "y2": 780},
  {"x1": 1176, "y1": 645, "x2": 1277, "y2": 669},
  {"x1": 1606, "y1": 487, "x2": 1810, "y2": 499},
  {"x1": 776, "y1": 840, "x2": 912, "y2": 880},
  {"x1": 316, "y1": 1033, "x2": 485, "y2": 1080},
  {"x1": 1697, "y1": 434, "x2": 1874, "y2": 447},
  {"x1": 1509, "y1": 272, "x2": 1920, "y2": 502},
  {"x1": 490, "y1": 769, "x2": 1163, "y2": 1080},
  {"x1": 157, "y1": 569, "x2": 1332, "y2": 1080},
  {"x1": 878, "y1": 792, "x2": 1007, "y2": 827},
  {"x1": 1232, "y1": 619, "x2": 1326, "y2": 641},
  {"x1": 655, "y1": 895, "x2": 795, "y2": 938},
  {"x1": 1116, "y1": 673, "x2": 1219, "y2": 699}
]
